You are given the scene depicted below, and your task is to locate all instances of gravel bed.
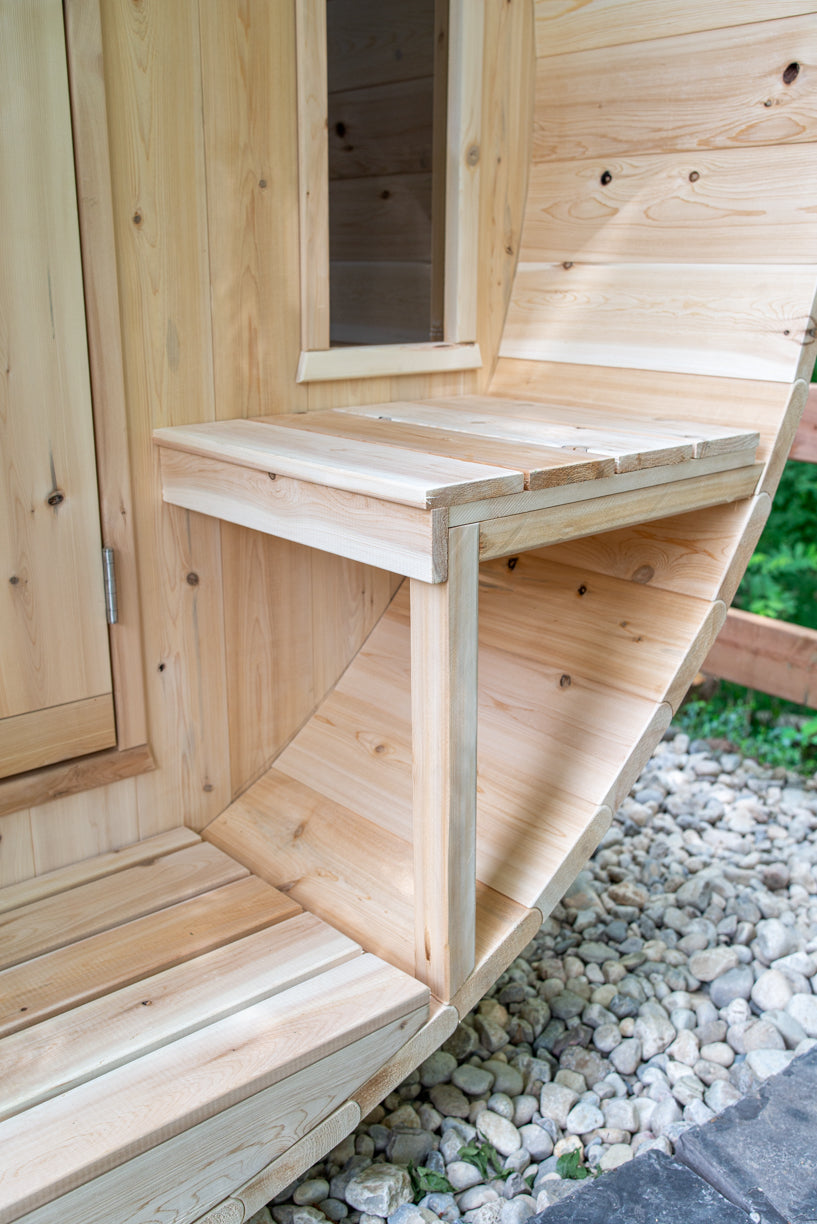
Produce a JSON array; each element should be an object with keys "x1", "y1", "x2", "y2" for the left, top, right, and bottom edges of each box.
[{"x1": 254, "y1": 731, "x2": 817, "y2": 1224}]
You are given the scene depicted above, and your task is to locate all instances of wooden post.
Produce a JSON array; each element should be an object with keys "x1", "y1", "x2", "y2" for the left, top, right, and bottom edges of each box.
[{"x1": 410, "y1": 523, "x2": 479, "y2": 1001}]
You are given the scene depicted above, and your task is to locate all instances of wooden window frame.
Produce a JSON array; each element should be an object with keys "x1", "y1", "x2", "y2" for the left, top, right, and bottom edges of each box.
[{"x1": 295, "y1": 0, "x2": 483, "y2": 383}]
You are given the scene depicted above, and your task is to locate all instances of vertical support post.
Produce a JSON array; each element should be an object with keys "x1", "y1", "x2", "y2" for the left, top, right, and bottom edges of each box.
[{"x1": 410, "y1": 523, "x2": 479, "y2": 1001}]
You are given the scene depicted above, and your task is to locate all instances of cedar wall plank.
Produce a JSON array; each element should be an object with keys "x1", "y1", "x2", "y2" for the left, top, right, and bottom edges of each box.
[
  {"x1": 100, "y1": 0, "x2": 229, "y2": 836},
  {"x1": 500, "y1": 263, "x2": 817, "y2": 383},
  {"x1": 522, "y1": 147, "x2": 817, "y2": 265},
  {"x1": 533, "y1": 0, "x2": 817, "y2": 58},
  {"x1": 532, "y1": 15, "x2": 817, "y2": 163}
]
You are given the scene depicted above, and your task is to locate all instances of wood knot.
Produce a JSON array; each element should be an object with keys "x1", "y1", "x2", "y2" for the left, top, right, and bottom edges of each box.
[
  {"x1": 559, "y1": 674, "x2": 572, "y2": 688},
  {"x1": 783, "y1": 62, "x2": 800, "y2": 85},
  {"x1": 466, "y1": 144, "x2": 480, "y2": 166},
  {"x1": 186, "y1": 572, "x2": 199, "y2": 586},
  {"x1": 688, "y1": 171, "x2": 700, "y2": 183},
  {"x1": 46, "y1": 489, "x2": 65, "y2": 508},
  {"x1": 507, "y1": 556, "x2": 519, "y2": 570},
  {"x1": 631, "y1": 565, "x2": 655, "y2": 584},
  {"x1": 577, "y1": 584, "x2": 587, "y2": 596},
  {"x1": 600, "y1": 170, "x2": 612, "y2": 185}
]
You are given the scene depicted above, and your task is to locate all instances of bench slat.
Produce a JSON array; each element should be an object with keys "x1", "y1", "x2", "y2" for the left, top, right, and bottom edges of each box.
[
  {"x1": 0, "y1": 956, "x2": 428, "y2": 1222},
  {"x1": 275, "y1": 408, "x2": 617, "y2": 488},
  {"x1": 0, "y1": 829, "x2": 201, "y2": 917},
  {"x1": 0, "y1": 913, "x2": 359, "y2": 1122},
  {"x1": 0, "y1": 875, "x2": 298, "y2": 1037},
  {"x1": 154, "y1": 419, "x2": 524, "y2": 508},
  {"x1": 341, "y1": 397, "x2": 698, "y2": 472},
  {"x1": 0, "y1": 844, "x2": 248, "y2": 971}
]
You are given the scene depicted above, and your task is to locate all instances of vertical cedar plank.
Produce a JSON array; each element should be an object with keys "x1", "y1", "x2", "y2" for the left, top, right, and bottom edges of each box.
[
  {"x1": 222, "y1": 528, "x2": 316, "y2": 796},
  {"x1": 100, "y1": 0, "x2": 229, "y2": 834},
  {"x1": 199, "y1": 0, "x2": 306, "y2": 421},
  {"x1": 444, "y1": 0, "x2": 483, "y2": 342},
  {"x1": 296, "y1": 0, "x2": 330, "y2": 351},
  {"x1": 477, "y1": 0, "x2": 534, "y2": 390},
  {"x1": 29, "y1": 778, "x2": 139, "y2": 875},
  {"x1": 0, "y1": 810, "x2": 36, "y2": 888},
  {"x1": 411, "y1": 523, "x2": 478, "y2": 1000}
]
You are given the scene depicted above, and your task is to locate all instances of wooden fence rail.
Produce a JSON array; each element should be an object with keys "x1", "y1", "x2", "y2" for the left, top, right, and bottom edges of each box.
[{"x1": 702, "y1": 384, "x2": 817, "y2": 709}]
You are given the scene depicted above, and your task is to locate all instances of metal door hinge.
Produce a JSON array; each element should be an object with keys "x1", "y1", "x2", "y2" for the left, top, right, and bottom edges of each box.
[{"x1": 102, "y1": 547, "x2": 118, "y2": 625}]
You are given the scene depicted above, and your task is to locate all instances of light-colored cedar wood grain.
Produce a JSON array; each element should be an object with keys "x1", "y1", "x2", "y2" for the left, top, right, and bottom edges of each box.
[
  {"x1": 19, "y1": 769, "x2": 139, "y2": 886},
  {"x1": 100, "y1": 0, "x2": 230, "y2": 835},
  {"x1": 533, "y1": 0, "x2": 817, "y2": 58},
  {"x1": 450, "y1": 894, "x2": 542, "y2": 1021},
  {"x1": 269, "y1": 566, "x2": 702, "y2": 912},
  {"x1": 298, "y1": 342, "x2": 482, "y2": 383},
  {"x1": 353, "y1": 1001, "x2": 458, "y2": 1117},
  {"x1": 535, "y1": 495, "x2": 770, "y2": 604},
  {"x1": 330, "y1": 174, "x2": 433, "y2": 262},
  {"x1": 200, "y1": 0, "x2": 307, "y2": 420},
  {"x1": 704, "y1": 608, "x2": 817, "y2": 708},
  {"x1": 326, "y1": 0, "x2": 434, "y2": 93},
  {"x1": 227, "y1": 1101, "x2": 361, "y2": 1223},
  {"x1": 476, "y1": 0, "x2": 534, "y2": 391},
  {"x1": 0, "y1": 965, "x2": 427, "y2": 1224},
  {"x1": 155, "y1": 418, "x2": 523, "y2": 509},
  {"x1": 0, "y1": 913, "x2": 356, "y2": 1121},
  {"x1": 158, "y1": 448, "x2": 448, "y2": 583},
  {"x1": 328, "y1": 78, "x2": 434, "y2": 182},
  {"x1": 410, "y1": 524, "x2": 479, "y2": 999},
  {"x1": 500, "y1": 262, "x2": 817, "y2": 382},
  {"x1": 533, "y1": 805, "x2": 612, "y2": 921},
  {"x1": 429, "y1": 0, "x2": 448, "y2": 341},
  {"x1": 0, "y1": 811, "x2": 35, "y2": 889},
  {"x1": 329, "y1": 261, "x2": 432, "y2": 346},
  {"x1": 0, "y1": 743, "x2": 154, "y2": 822},
  {"x1": 64, "y1": 0, "x2": 147, "y2": 751},
  {"x1": 221, "y1": 529, "x2": 315, "y2": 794},
  {"x1": 274, "y1": 408, "x2": 615, "y2": 489},
  {"x1": 0, "y1": 696, "x2": 116, "y2": 780},
  {"x1": 790, "y1": 382, "x2": 817, "y2": 463},
  {"x1": 522, "y1": 148, "x2": 817, "y2": 266},
  {"x1": 477, "y1": 398, "x2": 759, "y2": 460},
  {"x1": 419, "y1": 396, "x2": 723, "y2": 468},
  {"x1": 532, "y1": 15, "x2": 817, "y2": 163},
  {"x1": 295, "y1": 0, "x2": 330, "y2": 350},
  {"x1": 0, "y1": 826, "x2": 198, "y2": 916},
  {"x1": 206, "y1": 772, "x2": 416, "y2": 976},
  {"x1": 448, "y1": 450, "x2": 759, "y2": 528},
  {"x1": 488, "y1": 361, "x2": 799, "y2": 479},
  {"x1": 0, "y1": 876, "x2": 292, "y2": 1038},
  {"x1": 0, "y1": 0, "x2": 113, "y2": 729},
  {"x1": 11, "y1": 1013, "x2": 422, "y2": 1224},
  {"x1": 477, "y1": 464, "x2": 761, "y2": 559},
  {"x1": 0, "y1": 843, "x2": 247, "y2": 971},
  {"x1": 444, "y1": 0, "x2": 483, "y2": 342},
  {"x1": 344, "y1": 396, "x2": 749, "y2": 472}
]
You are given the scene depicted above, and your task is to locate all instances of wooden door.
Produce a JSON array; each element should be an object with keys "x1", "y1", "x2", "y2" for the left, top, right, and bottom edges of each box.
[{"x1": 0, "y1": 0, "x2": 116, "y2": 778}]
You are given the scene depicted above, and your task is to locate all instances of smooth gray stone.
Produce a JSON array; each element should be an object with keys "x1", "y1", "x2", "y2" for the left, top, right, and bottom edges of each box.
[
  {"x1": 525, "y1": 1151, "x2": 749, "y2": 1223},
  {"x1": 676, "y1": 1045, "x2": 817, "y2": 1223}
]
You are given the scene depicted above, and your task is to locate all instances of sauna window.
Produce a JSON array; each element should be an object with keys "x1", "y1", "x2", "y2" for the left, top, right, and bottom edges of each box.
[{"x1": 296, "y1": 0, "x2": 482, "y2": 381}]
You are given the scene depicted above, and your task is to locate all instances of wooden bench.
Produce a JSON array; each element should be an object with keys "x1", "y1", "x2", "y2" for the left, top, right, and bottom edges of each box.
[
  {"x1": 0, "y1": 829, "x2": 428, "y2": 1223},
  {"x1": 154, "y1": 397, "x2": 761, "y2": 1006}
]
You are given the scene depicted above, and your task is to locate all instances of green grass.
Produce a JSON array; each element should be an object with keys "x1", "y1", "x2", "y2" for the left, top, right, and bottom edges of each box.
[{"x1": 675, "y1": 681, "x2": 817, "y2": 772}]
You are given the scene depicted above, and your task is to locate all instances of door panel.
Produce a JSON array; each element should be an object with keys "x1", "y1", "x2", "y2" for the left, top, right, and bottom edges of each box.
[{"x1": 0, "y1": 0, "x2": 115, "y2": 778}]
